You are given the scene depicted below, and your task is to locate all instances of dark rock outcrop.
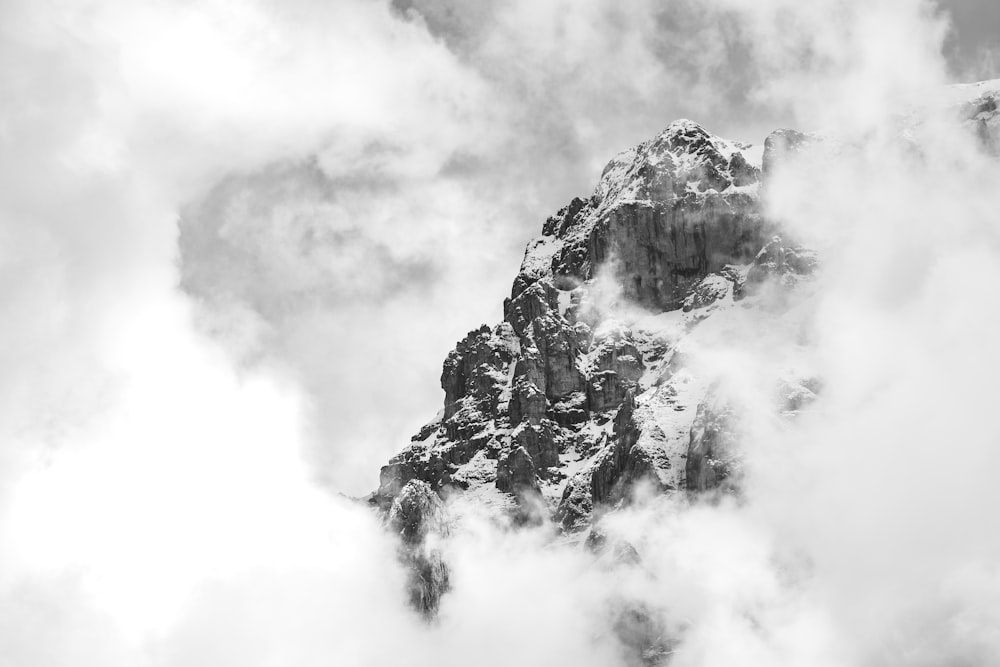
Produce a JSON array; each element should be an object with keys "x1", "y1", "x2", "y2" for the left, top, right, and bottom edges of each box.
[
  {"x1": 496, "y1": 446, "x2": 539, "y2": 494},
  {"x1": 388, "y1": 480, "x2": 450, "y2": 615},
  {"x1": 373, "y1": 118, "x2": 800, "y2": 533},
  {"x1": 762, "y1": 128, "x2": 814, "y2": 177}
]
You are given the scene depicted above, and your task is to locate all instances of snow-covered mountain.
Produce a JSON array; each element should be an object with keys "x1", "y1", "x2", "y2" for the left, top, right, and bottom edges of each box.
[{"x1": 370, "y1": 81, "x2": 1000, "y2": 616}]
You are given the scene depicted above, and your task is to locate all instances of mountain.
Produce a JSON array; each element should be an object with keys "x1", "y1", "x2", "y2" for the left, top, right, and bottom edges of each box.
[
  {"x1": 370, "y1": 80, "x2": 1000, "y2": 614},
  {"x1": 372, "y1": 118, "x2": 810, "y2": 521}
]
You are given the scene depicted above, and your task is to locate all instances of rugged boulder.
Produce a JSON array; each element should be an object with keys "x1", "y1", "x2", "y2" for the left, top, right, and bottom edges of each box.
[
  {"x1": 548, "y1": 120, "x2": 766, "y2": 310},
  {"x1": 953, "y1": 80, "x2": 1000, "y2": 154}
]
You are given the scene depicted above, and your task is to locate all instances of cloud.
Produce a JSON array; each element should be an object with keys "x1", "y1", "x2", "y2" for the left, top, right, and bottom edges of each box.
[
  {"x1": 736, "y1": 103, "x2": 1000, "y2": 662},
  {"x1": 1, "y1": 0, "x2": 1000, "y2": 666},
  {"x1": 939, "y1": 0, "x2": 1000, "y2": 81}
]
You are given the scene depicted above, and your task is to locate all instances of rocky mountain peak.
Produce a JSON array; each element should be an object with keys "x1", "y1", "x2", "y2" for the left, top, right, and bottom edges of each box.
[{"x1": 371, "y1": 120, "x2": 795, "y2": 544}]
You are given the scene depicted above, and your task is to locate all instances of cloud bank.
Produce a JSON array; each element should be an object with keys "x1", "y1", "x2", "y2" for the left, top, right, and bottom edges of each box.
[{"x1": 0, "y1": 0, "x2": 999, "y2": 665}]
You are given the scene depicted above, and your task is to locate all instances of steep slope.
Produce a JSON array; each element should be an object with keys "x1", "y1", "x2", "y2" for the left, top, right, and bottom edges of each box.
[{"x1": 372, "y1": 120, "x2": 813, "y2": 531}]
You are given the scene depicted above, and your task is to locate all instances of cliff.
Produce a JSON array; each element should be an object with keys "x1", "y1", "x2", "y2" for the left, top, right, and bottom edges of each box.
[
  {"x1": 372, "y1": 119, "x2": 813, "y2": 530},
  {"x1": 371, "y1": 80, "x2": 1000, "y2": 619}
]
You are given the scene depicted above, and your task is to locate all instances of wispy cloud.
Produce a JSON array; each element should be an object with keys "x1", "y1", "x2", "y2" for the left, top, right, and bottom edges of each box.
[{"x1": 0, "y1": 0, "x2": 998, "y2": 665}]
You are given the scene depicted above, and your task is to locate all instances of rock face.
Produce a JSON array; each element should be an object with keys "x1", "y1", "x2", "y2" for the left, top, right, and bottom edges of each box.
[
  {"x1": 388, "y1": 480, "x2": 450, "y2": 615},
  {"x1": 369, "y1": 79, "x2": 1000, "y2": 619},
  {"x1": 373, "y1": 119, "x2": 812, "y2": 531}
]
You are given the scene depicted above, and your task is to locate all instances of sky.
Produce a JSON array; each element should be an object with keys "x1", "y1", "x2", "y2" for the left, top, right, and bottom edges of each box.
[{"x1": 1, "y1": 0, "x2": 1000, "y2": 665}]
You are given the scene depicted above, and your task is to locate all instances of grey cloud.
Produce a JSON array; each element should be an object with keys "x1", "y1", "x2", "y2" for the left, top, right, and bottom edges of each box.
[
  {"x1": 3, "y1": 0, "x2": 1000, "y2": 665},
  {"x1": 174, "y1": 0, "x2": 971, "y2": 496},
  {"x1": 179, "y1": 158, "x2": 441, "y2": 318}
]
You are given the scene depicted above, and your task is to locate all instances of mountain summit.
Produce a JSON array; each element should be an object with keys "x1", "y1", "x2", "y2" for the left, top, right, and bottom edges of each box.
[{"x1": 372, "y1": 85, "x2": 1000, "y2": 611}]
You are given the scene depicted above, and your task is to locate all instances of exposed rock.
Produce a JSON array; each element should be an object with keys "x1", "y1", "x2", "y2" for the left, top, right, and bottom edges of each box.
[
  {"x1": 496, "y1": 446, "x2": 539, "y2": 494},
  {"x1": 586, "y1": 336, "x2": 645, "y2": 413},
  {"x1": 585, "y1": 526, "x2": 671, "y2": 666},
  {"x1": 949, "y1": 81, "x2": 1000, "y2": 154},
  {"x1": 778, "y1": 375, "x2": 823, "y2": 417},
  {"x1": 682, "y1": 271, "x2": 736, "y2": 311},
  {"x1": 589, "y1": 391, "x2": 642, "y2": 505},
  {"x1": 685, "y1": 388, "x2": 742, "y2": 493},
  {"x1": 508, "y1": 375, "x2": 547, "y2": 424},
  {"x1": 441, "y1": 323, "x2": 519, "y2": 420},
  {"x1": 364, "y1": 81, "x2": 1000, "y2": 621},
  {"x1": 609, "y1": 601, "x2": 674, "y2": 667},
  {"x1": 523, "y1": 325, "x2": 585, "y2": 404},
  {"x1": 505, "y1": 279, "x2": 559, "y2": 336},
  {"x1": 739, "y1": 235, "x2": 818, "y2": 298},
  {"x1": 587, "y1": 372, "x2": 629, "y2": 414},
  {"x1": 599, "y1": 198, "x2": 763, "y2": 310},
  {"x1": 388, "y1": 481, "x2": 450, "y2": 615},
  {"x1": 389, "y1": 480, "x2": 447, "y2": 544}
]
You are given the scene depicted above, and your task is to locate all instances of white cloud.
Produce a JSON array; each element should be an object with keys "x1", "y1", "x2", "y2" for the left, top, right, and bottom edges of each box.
[{"x1": 1, "y1": 0, "x2": 999, "y2": 665}]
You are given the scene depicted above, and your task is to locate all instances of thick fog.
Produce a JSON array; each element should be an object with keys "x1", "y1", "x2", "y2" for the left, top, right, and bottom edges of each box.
[{"x1": 0, "y1": 0, "x2": 998, "y2": 665}]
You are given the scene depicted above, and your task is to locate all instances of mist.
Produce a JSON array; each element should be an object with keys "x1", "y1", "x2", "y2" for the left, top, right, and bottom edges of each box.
[{"x1": 1, "y1": 0, "x2": 999, "y2": 665}]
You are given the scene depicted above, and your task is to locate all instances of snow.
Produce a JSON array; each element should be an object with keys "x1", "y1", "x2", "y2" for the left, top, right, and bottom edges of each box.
[
  {"x1": 557, "y1": 288, "x2": 573, "y2": 317},
  {"x1": 519, "y1": 235, "x2": 563, "y2": 278},
  {"x1": 939, "y1": 78, "x2": 1000, "y2": 107},
  {"x1": 741, "y1": 143, "x2": 766, "y2": 169},
  {"x1": 724, "y1": 181, "x2": 761, "y2": 196}
]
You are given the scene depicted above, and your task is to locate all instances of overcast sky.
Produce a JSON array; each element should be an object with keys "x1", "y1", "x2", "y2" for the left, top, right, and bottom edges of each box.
[
  {"x1": 1, "y1": 1, "x2": 999, "y2": 665},
  {"x1": 0, "y1": 0, "x2": 994, "y2": 496}
]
